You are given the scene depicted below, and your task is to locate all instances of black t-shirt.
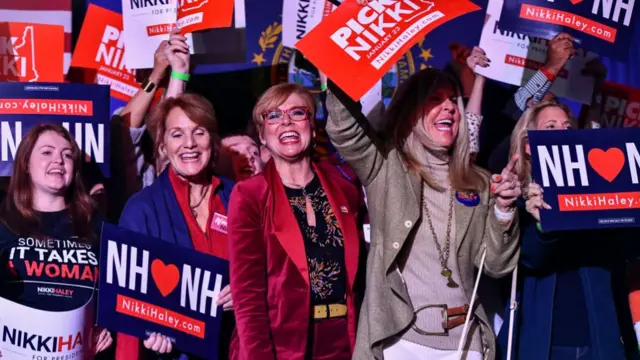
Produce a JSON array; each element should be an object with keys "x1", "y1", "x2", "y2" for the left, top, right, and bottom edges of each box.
[{"x1": 0, "y1": 210, "x2": 103, "y2": 311}]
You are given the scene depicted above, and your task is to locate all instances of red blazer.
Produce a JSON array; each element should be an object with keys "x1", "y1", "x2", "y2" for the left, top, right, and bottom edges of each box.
[{"x1": 227, "y1": 160, "x2": 365, "y2": 360}]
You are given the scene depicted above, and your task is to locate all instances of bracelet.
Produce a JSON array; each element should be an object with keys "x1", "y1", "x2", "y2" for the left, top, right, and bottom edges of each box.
[
  {"x1": 494, "y1": 205, "x2": 515, "y2": 222},
  {"x1": 536, "y1": 222, "x2": 543, "y2": 232},
  {"x1": 320, "y1": 83, "x2": 327, "y2": 92},
  {"x1": 170, "y1": 70, "x2": 190, "y2": 82}
]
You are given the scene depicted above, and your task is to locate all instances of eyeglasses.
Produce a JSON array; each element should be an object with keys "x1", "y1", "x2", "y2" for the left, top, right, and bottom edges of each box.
[{"x1": 262, "y1": 106, "x2": 310, "y2": 124}]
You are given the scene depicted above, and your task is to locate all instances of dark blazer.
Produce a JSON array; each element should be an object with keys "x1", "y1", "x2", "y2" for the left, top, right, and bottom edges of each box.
[
  {"x1": 498, "y1": 202, "x2": 640, "y2": 360},
  {"x1": 115, "y1": 168, "x2": 235, "y2": 360},
  {"x1": 227, "y1": 160, "x2": 365, "y2": 360}
]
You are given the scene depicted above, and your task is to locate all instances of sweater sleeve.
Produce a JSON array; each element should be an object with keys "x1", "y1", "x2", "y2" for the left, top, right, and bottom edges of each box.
[{"x1": 325, "y1": 82, "x2": 386, "y2": 186}]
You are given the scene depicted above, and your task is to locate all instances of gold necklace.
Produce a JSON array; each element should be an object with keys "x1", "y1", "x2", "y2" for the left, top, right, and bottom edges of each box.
[{"x1": 422, "y1": 189, "x2": 458, "y2": 288}]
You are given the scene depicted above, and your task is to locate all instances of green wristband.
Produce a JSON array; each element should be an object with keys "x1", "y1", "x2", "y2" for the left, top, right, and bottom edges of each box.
[
  {"x1": 536, "y1": 222, "x2": 543, "y2": 232},
  {"x1": 320, "y1": 82, "x2": 327, "y2": 92},
  {"x1": 170, "y1": 70, "x2": 190, "y2": 82}
]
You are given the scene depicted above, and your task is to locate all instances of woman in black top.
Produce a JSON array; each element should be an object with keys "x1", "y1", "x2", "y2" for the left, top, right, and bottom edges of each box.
[{"x1": 0, "y1": 124, "x2": 112, "y2": 359}]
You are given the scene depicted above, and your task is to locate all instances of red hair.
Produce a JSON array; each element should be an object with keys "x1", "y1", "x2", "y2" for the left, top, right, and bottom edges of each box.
[{"x1": 0, "y1": 124, "x2": 96, "y2": 238}]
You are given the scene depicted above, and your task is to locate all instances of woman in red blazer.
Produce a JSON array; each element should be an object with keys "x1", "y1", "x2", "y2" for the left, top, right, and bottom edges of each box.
[{"x1": 227, "y1": 83, "x2": 365, "y2": 360}]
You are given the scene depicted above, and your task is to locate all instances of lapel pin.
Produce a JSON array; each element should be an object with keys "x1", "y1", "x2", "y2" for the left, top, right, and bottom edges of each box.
[{"x1": 340, "y1": 205, "x2": 348, "y2": 213}]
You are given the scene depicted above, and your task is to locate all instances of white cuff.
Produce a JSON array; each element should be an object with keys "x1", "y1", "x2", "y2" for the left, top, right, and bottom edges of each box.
[{"x1": 494, "y1": 205, "x2": 515, "y2": 222}]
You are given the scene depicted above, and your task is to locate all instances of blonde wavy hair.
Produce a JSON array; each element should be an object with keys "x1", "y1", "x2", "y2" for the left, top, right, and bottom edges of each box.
[
  {"x1": 384, "y1": 68, "x2": 486, "y2": 192},
  {"x1": 508, "y1": 101, "x2": 575, "y2": 187}
]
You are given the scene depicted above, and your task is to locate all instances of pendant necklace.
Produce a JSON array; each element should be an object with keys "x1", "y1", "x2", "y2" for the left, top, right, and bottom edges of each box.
[{"x1": 423, "y1": 189, "x2": 459, "y2": 288}]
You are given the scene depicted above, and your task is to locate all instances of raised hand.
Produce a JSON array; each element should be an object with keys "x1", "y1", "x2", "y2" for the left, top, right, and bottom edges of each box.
[
  {"x1": 164, "y1": 27, "x2": 190, "y2": 74},
  {"x1": 143, "y1": 333, "x2": 173, "y2": 354},
  {"x1": 545, "y1": 32, "x2": 575, "y2": 76},
  {"x1": 150, "y1": 40, "x2": 170, "y2": 82},
  {"x1": 491, "y1": 154, "x2": 522, "y2": 213},
  {"x1": 524, "y1": 182, "x2": 551, "y2": 223},
  {"x1": 466, "y1": 46, "x2": 490, "y2": 71}
]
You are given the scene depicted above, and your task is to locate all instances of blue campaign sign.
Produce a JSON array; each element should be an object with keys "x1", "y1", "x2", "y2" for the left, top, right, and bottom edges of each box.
[
  {"x1": 497, "y1": 0, "x2": 638, "y2": 61},
  {"x1": 529, "y1": 128, "x2": 640, "y2": 231},
  {"x1": 98, "y1": 223, "x2": 229, "y2": 359},
  {"x1": 0, "y1": 82, "x2": 110, "y2": 177}
]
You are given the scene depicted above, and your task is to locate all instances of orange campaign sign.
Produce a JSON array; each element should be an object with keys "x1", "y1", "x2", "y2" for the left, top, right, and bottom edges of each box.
[
  {"x1": 71, "y1": 4, "x2": 143, "y2": 103},
  {"x1": 177, "y1": 0, "x2": 235, "y2": 33},
  {"x1": 0, "y1": 22, "x2": 64, "y2": 83},
  {"x1": 296, "y1": 0, "x2": 481, "y2": 100}
]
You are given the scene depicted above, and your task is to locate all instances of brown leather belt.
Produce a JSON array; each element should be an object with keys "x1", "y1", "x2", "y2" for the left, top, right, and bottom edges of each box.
[{"x1": 411, "y1": 304, "x2": 470, "y2": 336}]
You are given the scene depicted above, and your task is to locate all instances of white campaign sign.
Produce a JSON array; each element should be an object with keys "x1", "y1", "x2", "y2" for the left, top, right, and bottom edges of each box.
[
  {"x1": 0, "y1": 297, "x2": 95, "y2": 360},
  {"x1": 283, "y1": 0, "x2": 331, "y2": 48},
  {"x1": 476, "y1": 0, "x2": 597, "y2": 104},
  {"x1": 122, "y1": 0, "x2": 194, "y2": 69}
]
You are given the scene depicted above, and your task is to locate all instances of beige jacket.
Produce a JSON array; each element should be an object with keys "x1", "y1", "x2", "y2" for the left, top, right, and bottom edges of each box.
[{"x1": 325, "y1": 91, "x2": 520, "y2": 360}]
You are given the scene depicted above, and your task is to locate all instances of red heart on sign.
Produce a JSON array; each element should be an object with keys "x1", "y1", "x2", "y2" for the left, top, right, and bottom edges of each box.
[
  {"x1": 151, "y1": 259, "x2": 180, "y2": 297},
  {"x1": 569, "y1": 0, "x2": 583, "y2": 4},
  {"x1": 587, "y1": 148, "x2": 625, "y2": 182}
]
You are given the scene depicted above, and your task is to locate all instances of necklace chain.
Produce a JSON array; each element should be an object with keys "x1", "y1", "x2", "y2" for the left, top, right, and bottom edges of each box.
[
  {"x1": 190, "y1": 184, "x2": 211, "y2": 219},
  {"x1": 422, "y1": 189, "x2": 458, "y2": 287}
]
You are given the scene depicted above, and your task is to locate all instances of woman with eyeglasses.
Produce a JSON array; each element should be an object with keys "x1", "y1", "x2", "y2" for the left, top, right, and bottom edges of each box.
[{"x1": 227, "y1": 83, "x2": 366, "y2": 360}]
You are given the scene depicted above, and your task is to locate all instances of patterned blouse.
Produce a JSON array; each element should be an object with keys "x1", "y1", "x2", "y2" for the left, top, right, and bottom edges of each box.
[{"x1": 284, "y1": 176, "x2": 347, "y2": 306}]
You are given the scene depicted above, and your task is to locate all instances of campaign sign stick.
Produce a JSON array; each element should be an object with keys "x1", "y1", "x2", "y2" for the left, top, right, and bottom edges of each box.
[
  {"x1": 296, "y1": 0, "x2": 481, "y2": 100},
  {"x1": 497, "y1": 0, "x2": 638, "y2": 60},
  {"x1": 529, "y1": 128, "x2": 640, "y2": 231},
  {"x1": 98, "y1": 223, "x2": 229, "y2": 359},
  {"x1": 0, "y1": 82, "x2": 110, "y2": 177}
]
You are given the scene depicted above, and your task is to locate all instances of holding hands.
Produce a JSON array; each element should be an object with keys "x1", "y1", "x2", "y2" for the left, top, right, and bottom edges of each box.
[
  {"x1": 217, "y1": 284, "x2": 234, "y2": 311},
  {"x1": 524, "y1": 182, "x2": 552, "y2": 223},
  {"x1": 491, "y1": 155, "x2": 521, "y2": 214},
  {"x1": 93, "y1": 327, "x2": 113, "y2": 354},
  {"x1": 165, "y1": 28, "x2": 190, "y2": 74},
  {"x1": 144, "y1": 332, "x2": 173, "y2": 354}
]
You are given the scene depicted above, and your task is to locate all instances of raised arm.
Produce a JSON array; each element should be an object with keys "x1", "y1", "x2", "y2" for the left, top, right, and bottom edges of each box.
[
  {"x1": 481, "y1": 156, "x2": 521, "y2": 277},
  {"x1": 227, "y1": 183, "x2": 275, "y2": 360},
  {"x1": 504, "y1": 33, "x2": 574, "y2": 121},
  {"x1": 164, "y1": 28, "x2": 190, "y2": 99},
  {"x1": 324, "y1": 80, "x2": 386, "y2": 186},
  {"x1": 464, "y1": 46, "x2": 489, "y2": 157},
  {"x1": 120, "y1": 42, "x2": 168, "y2": 129}
]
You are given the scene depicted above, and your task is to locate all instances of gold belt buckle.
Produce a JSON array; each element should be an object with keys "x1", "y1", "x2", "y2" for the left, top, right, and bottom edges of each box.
[
  {"x1": 314, "y1": 304, "x2": 347, "y2": 320},
  {"x1": 411, "y1": 304, "x2": 449, "y2": 336}
]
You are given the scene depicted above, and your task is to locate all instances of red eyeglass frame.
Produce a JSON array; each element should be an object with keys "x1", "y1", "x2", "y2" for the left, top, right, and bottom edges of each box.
[{"x1": 261, "y1": 106, "x2": 311, "y2": 122}]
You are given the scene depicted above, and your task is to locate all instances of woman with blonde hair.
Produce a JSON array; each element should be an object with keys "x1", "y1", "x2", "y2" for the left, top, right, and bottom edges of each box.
[
  {"x1": 324, "y1": 65, "x2": 521, "y2": 359},
  {"x1": 227, "y1": 83, "x2": 366, "y2": 360},
  {"x1": 498, "y1": 101, "x2": 640, "y2": 360}
]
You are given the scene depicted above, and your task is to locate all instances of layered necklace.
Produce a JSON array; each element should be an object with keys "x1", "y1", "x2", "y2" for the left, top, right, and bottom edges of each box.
[{"x1": 422, "y1": 189, "x2": 459, "y2": 288}]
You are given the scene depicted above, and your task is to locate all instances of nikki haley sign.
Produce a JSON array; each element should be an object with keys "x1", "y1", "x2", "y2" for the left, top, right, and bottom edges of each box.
[
  {"x1": 98, "y1": 224, "x2": 229, "y2": 359},
  {"x1": 497, "y1": 0, "x2": 638, "y2": 60},
  {"x1": 529, "y1": 128, "x2": 640, "y2": 231}
]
